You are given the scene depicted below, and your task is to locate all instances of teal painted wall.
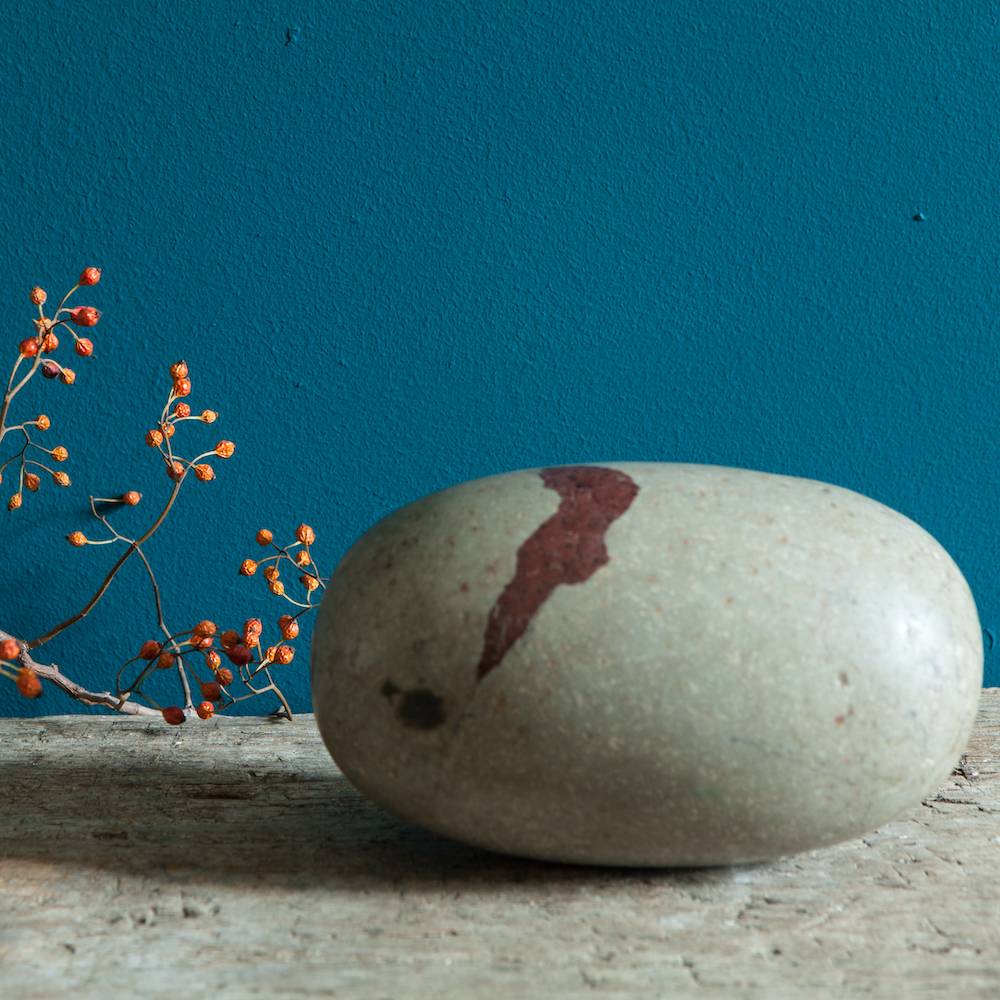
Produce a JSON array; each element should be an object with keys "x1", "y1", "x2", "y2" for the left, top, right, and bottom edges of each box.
[{"x1": 1, "y1": 0, "x2": 998, "y2": 714}]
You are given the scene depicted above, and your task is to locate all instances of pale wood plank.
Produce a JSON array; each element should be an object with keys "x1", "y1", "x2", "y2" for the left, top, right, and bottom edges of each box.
[{"x1": 1, "y1": 692, "x2": 999, "y2": 999}]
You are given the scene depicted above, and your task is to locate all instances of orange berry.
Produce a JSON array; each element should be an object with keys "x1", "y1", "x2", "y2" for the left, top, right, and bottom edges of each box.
[
  {"x1": 256, "y1": 529, "x2": 273, "y2": 546},
  {"x1": 41, "y1": 332, "x2": 58, "y2": 353},
  {"x1": 17, "y1": 667, "x2": 42, "y2": 698},
  {"x1": 58, "y1": 368, "x2": 76, "y2": 385},
  {"x1": 200, "y1": 409, "x2": 217, "y2": 423},
  {"x1": 145, "y1": 429, "x2": 163, "y2": 447},
  {"x1": 272, "y1": 645, "x2": 295, "y2": 665},
  {"x1": 215, "y1": 440, "x2": 234, "y2": 459},
  {"x1": 174, "y1": 402, "x2": 190, "y2": 418},
  {"x1": 162, "y1": 706, "x2": 186, "y2": 725},
  {"x1": 51, "y1": 446, "x2": 68, "y2": 462},
  {"x1": 156, "y1": 651, "x2": 175, "y2": 670},
  {"x1": 67, "y1": 531, "x2": 87, "y2": 546},
  {"x1": 161, "y1": 422, "x2": 175, "y2": 438},
  {"x1": 19, "y1": 337, "x2": 39, "y2": 357},
  {"x1": 194, "y1": 463, "x2": 215, "y2": 482},
  {"x1": 242, "y1": 631, "x2": 260, "y2": 648},
  {"x1": 295, "y1": 524, "x2": 316, "y2": 545},
  {"x1": 205, "y1": 650, "x2": 222, "y2": 669},
  {"x1": 238, "y1": 558, "x2": 258, "y2": 576},
  {"x1": 123, "y1": 491, "x2": 141, "y2": 505},
  {"x1": 1, "y1": 638, "x2": 20, "y2": 660},
  {"x1": 294, "y1": 550, "x2": 311, "y2": 566},
  {"x1": 173, "y1": 377, "x2": 192, "y2": 397},
  {"x1": 30, "y1": 286, "x2": 47, "y2": 305},
  {"x1": 244, "y1": 617, "x2": 262, "y2": 634},
  {"x1": 24, "y1": 473, "x2": 40, "y2": 492},
  {"x1": 219, "y1": 630, "x2": 240, "y2": 648},
  {"x1": 169, "y1": 361, "x2": 188, "y2": 379},
  {"x1": 278, "y1": 615, "x2": 299, "y2": 640},
  {"x1": 200, "y1": 681, "x2": 222, "y2": 702},
  {"x1": 79, "y1": 267, "x2": 101, "y2": 286},
  {"x1": 263, "y1": 566, "x2": 279, "y2": 581},
  {"x1": 269, "y1": 580, "x2": 285, "y2": 596},
  {"x1": 8, "y1": 493, "x2": 22, "y2": 511},
  {"x1": 138, "y1": 640, "x2": 161, "y2": 660},
  {"x1": 215, "y1": 667, "x2": 234, "y2": 686},
  {"x1": 196, "y1": 701, "x2": 215, "y2": 720},
  {"x1": 35, "y1": 414, "x2": 50, "y2": 431},
  {"x1": 53, "y1": 472, "x2": 70, "y2": 486},
  {"x1": 69, "y1": 306, "x2": 100, "y2": 326},
  {"x1": 225, "y1": 645, "x2": 254, "y2": 666},
  {"x1": 75, "y1": 338, "x2": 94, "y2": 357},
  {"x1": 300, "y1": 573, "x2": 319, "y2": 592},
  {"x1": 193, "y1": 620, "x2": 217, "y2": 637},
  {"x1": 167, "y1": 461, "x2": 185, "y2": 480}
]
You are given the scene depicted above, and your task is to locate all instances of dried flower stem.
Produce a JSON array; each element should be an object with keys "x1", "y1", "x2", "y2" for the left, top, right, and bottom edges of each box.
[{"x1": 26, "y1": 478, "x2": 184, "y2": 650}]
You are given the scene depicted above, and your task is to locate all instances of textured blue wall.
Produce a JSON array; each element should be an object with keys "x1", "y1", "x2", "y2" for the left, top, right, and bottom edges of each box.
[{"x1": 1, "y1": 0, "x2": 999, "y2": 715}]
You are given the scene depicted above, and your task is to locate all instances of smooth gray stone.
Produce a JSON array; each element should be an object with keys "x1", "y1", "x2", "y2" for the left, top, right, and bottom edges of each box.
[{"x1": 310, "y1": 463, "x2": 983, "y2": 866}]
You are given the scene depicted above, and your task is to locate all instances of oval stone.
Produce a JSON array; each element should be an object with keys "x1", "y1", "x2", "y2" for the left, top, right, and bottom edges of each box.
[{"x1": 310, "y1": 463, "x2": 983, "y2": 866}]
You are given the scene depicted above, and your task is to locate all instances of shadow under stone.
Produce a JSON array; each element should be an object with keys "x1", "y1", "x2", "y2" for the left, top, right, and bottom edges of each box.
[{"x1": 0, "y1": 750, "x2": 768, "y2": 892}]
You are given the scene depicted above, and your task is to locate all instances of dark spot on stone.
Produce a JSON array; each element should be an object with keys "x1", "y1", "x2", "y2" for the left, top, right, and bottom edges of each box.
[
  {"x1": 460, "y1": 582, "x2": 469, "y2": 592},
  {"x1": 396, "y1": 688, "x2": 446, "y2": 729},
  {"x1": 475, "y1": 466, "x2": 639, "y2": 681},
  {"x1": 380, "y1": 680, "x2": 446, "y2": 729},
  {"x1": 412, "y1": 639, "x2": 426, "y2": 653}
]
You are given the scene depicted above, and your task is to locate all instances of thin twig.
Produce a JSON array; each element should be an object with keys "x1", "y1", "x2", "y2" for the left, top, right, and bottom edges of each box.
[
  {"x1": 27, "y1": 477, "x2": 185, "y2": 649},
  {"x1": 131, "y1": 544, "x2": 194, "y2": 711}
]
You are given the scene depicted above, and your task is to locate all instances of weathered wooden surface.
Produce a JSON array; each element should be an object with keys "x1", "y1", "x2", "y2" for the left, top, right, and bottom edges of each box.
[{"x1": 1, "y1": 693, "x2": 999, "y2": 1000}]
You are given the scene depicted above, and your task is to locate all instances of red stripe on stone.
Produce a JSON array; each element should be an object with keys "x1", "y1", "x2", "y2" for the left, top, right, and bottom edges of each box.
[{"x1": 475, "y1": 465, "x2": 639, "y2": 681}]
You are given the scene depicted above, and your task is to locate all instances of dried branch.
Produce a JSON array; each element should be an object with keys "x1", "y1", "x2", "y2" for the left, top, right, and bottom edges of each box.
[{"x1": 0, "y1": 628, "x2": 160, "y2": 716}]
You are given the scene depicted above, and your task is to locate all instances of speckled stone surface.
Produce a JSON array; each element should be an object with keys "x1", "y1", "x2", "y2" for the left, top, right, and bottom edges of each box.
[{"x1": 310, "y1": 463, "x2": 983, "y2": 867}]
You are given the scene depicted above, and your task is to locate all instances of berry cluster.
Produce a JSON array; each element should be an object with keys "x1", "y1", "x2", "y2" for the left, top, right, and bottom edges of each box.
[
  {"x1": 145, "y1": 361, "x2": 232, "y2": 486},
  {"x1": 58, "y1": 360, "x2": 232, "y2": 551},
  {"x1": 1, "y1": 269, "x2": 103, "y2": 511},
  {"x1": 239, "y1": 522, "x2": 325, "y2": 605},
  {"x1": 142, "y1": 613, "x2": 301, "y2": 724}
]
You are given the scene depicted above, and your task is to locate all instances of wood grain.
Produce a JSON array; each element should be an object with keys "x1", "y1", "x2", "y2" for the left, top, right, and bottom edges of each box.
[{"x1": 2, "y1": 693, "x2": 999, "y2": 999}]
